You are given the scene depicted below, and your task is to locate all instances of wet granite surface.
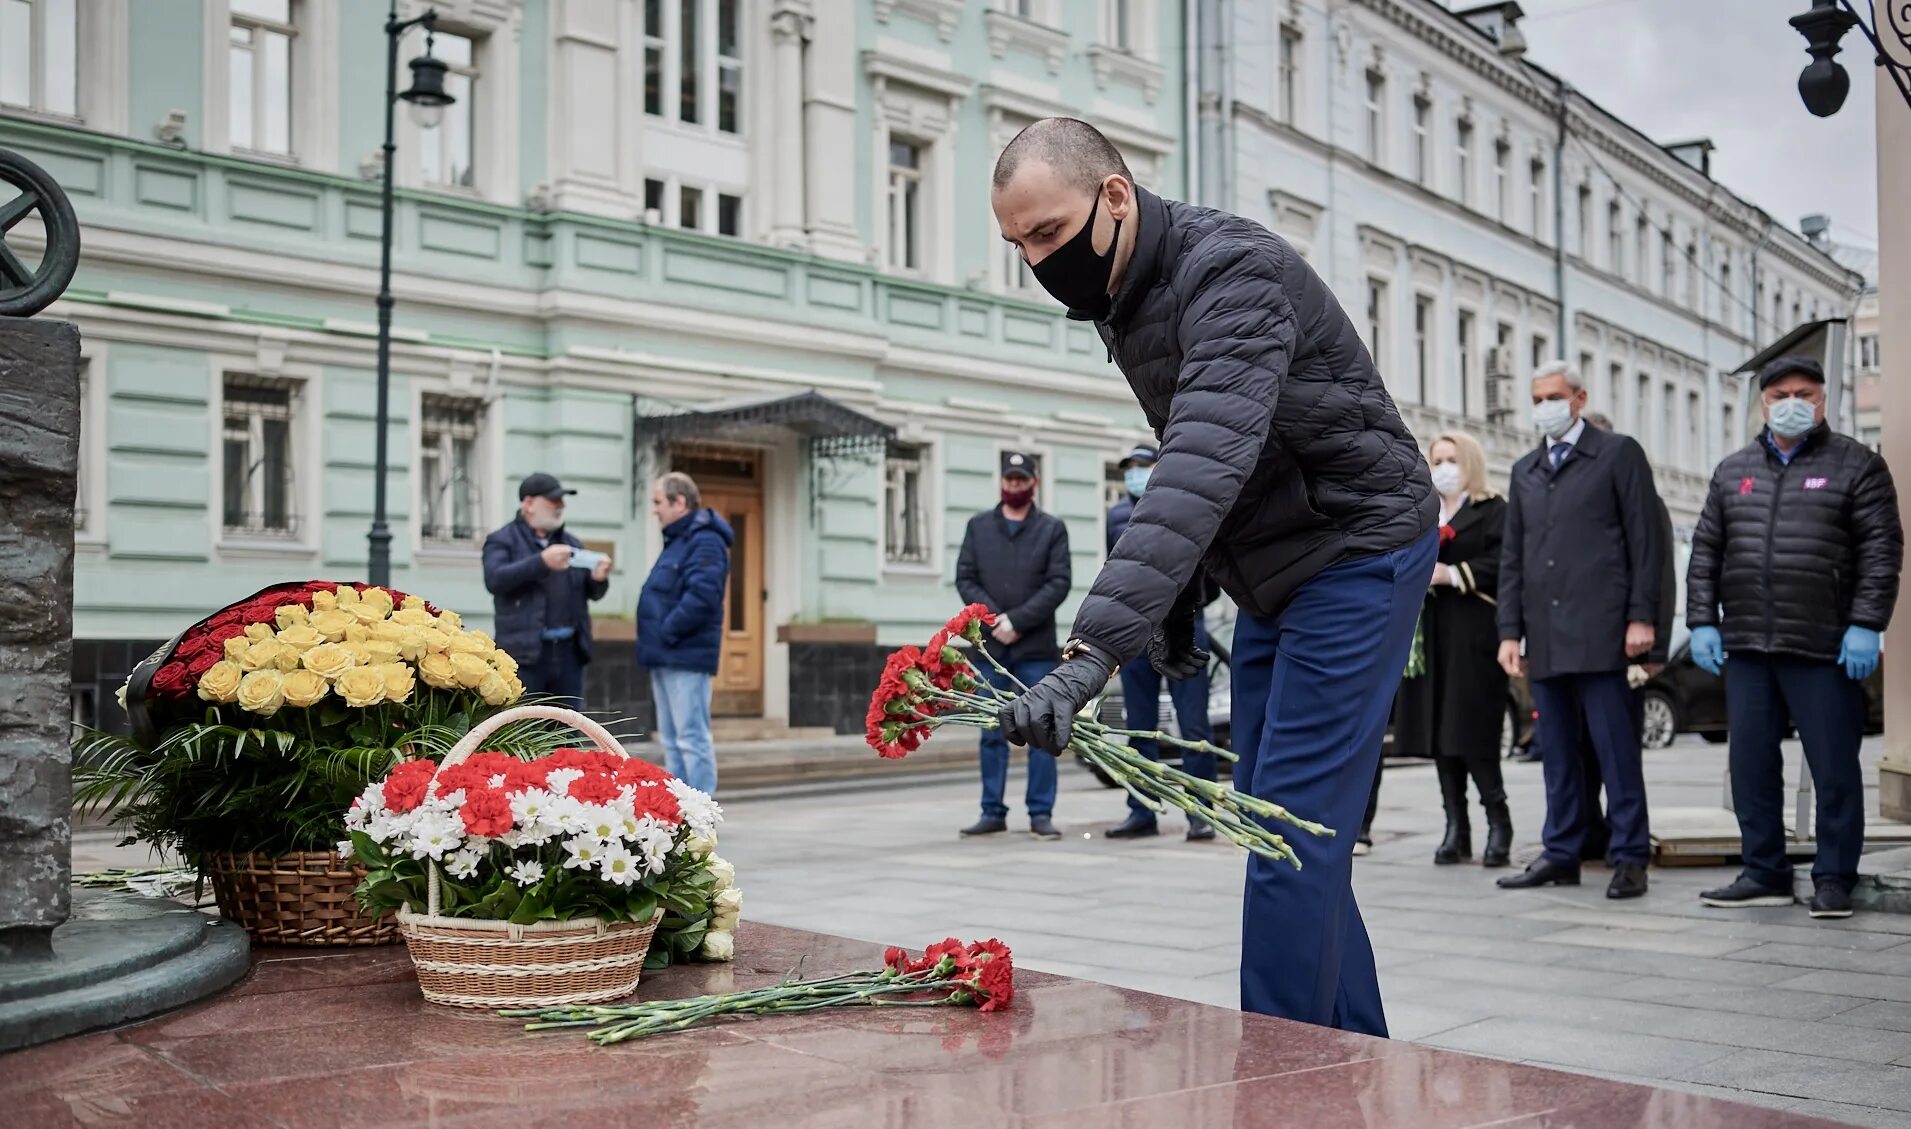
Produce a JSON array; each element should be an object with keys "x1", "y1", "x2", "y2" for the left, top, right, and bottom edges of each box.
[{"x1": 0, "y1": 921, "x2": 1860, "y2": 1128}]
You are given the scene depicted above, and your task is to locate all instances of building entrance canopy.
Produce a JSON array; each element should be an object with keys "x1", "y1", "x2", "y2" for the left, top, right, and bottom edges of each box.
[{"x1": 634, "y1": 390, "x2": 894, "y2": 459}]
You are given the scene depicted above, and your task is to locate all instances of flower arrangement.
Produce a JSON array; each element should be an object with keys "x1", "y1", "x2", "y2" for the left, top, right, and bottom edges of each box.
[
  {"x1": 346, "y1": 745, "x2": 738, "y2": 966},
  {"x1": 75, "y1": 581, "x2": 560, "y2": 869},
  {"x1": 868, "y1": 605, "x2": 1333, "y2": 867},
  {"x1": 506, "y1": 937, "x2": 1014, "y2": 1044}
]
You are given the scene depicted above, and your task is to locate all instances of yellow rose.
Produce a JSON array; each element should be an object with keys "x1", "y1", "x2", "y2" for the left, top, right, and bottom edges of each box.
[
  {"x1": 449, "y1": 652, "x2": 491, "y2": 689},
  {"x1": 274, "y1": 603, "x2": 310, "y2": 630},
  {"x1": 421, "y1": 629, "x2": 453, "y2": 655},
  {"x1": 344, "y1": 623, "x2": 371, "y2": 645},
  {"x1": 417, "y1": 652, "x2": 459, "y2": 690},
  {"x1": 281, "y1": 668, "x2": 330, "y2": 708},
  {"x1": 310, "y1": 589, "x2": 337, "y2": 611},
  {"x1": 310, "y1": 609, "x2": 355, "y2": 641},
  {"x1": 302, "y1": 642, "x2": 356, "y2": 680},
  {"x1": 336, "y1": 584, "x2": 361, "y2": 606},
  {"x1": 334, "y1": 666, "x2": 386, "y2": 708},
  {"x1": 437, "y1": 610, "x2": 464, "y2": 631},
  {"x1": 276, "y1": 646, "x2": 301, "y2": 672},
  {"x1": 360, "y1": 640, "x2": 400, "y2": 665},
  {"x1": 222, "y1": 636, "x2": 249, "y2": 662},
  {"x1": 395, "y1": 629, "x2": 430, "y2": 662},
  {"x1": 349, "y1": 603, "x2": 385, "y2": 625},
  {"x1": 504, "y1": 674, "x2": 524, "y2": 702},
  {"x1": 236, "y1": 669, "x2": 286, "y2": 716},
  {"x1": 488, "y1": 648, "x2": 519, "y2": 676},
  {"x1": 445, "y1": 633, "x2": 488, "y2": 656},
  {"x1": 343, "y1": 642, "x2": 374, "y2": 667},
  {"x1": 276, "y1": 624, "x2": 324, "y2": 651},
  {"x1": 390, "y1": 607, "x2": 435, "y2": 628},
  {"x1": 197, "y1": 660, "x2": 243, "y2": 703},
  {"x1": 244, "y1": 622, "x2": 275, "y2": 642},
  {"x1": 465, "y1": 629, "x2": 496, "y2": 649},
  {"x1": 359, "y1": 587, "x2": 395, "y2": 618},
  {"x1": 239, "y1": 638, "x2": 287, "y2": 673},
  {"x1": 400, "y1": 594, "x2": 425, "y2": 611},
  {"x1": 380, "y1": 662, "x2": 415, "y2": 704},
  {"x1": 370, "y1": 621, "x2": 406, "y2": 644},
  {"x1": 477, "y1": 669, "x2": 512, "y2": 706}
]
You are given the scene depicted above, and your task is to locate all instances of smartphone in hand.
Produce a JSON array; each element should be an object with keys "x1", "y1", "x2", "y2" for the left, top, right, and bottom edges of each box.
[{"x1": 569, "y1": 548, "x2": 608, "y2": 571}]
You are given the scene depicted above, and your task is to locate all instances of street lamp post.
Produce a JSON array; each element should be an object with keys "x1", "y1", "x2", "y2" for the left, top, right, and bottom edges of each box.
[{"x1": 369, "y1": 3, "x2": 456, "y2": 587}]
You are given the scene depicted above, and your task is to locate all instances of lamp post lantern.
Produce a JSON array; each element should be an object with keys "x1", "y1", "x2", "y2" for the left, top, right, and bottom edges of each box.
[
  {"x1": 368, "y1": 3, "x2": 456, "y2": 587},
  {"x1": 1787, "y1": 0, "x2": 1911, "y2": 117}
]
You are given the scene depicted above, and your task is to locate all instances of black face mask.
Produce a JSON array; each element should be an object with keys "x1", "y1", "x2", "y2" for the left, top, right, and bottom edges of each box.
[{"x1": 1029, "y1": 187, "x2": 1120, "y2": 321}]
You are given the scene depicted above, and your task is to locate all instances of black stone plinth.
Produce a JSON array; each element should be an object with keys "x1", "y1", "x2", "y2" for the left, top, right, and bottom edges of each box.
[{"x1": 0, "y1": 888, "x2": 251, "y2": 1051}]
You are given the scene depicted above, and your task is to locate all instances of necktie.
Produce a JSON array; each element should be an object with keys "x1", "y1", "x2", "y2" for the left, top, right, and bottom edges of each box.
[{"x1": 1549, "y1": 442, "x2": 1570, "y2": 469}]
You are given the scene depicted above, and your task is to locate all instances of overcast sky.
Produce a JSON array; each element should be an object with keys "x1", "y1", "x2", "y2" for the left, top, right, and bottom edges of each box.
[{"x1": 1513, "y1": 0, "x2": 1879, "y2": 250}]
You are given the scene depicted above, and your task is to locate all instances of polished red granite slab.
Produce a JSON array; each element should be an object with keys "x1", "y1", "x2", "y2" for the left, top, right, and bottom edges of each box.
[{"x1": 0, "y1": 921, "x2": 1854, "y2": 1128}]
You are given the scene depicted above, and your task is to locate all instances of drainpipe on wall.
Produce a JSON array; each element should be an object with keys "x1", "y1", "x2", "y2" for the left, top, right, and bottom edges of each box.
[
  {"x1": 1184, "y1": 0, "x2": 1201, "y2": 200},
  {"x1": 1219, "y1": 0, "x2": 1234, "y2": 208},
  {"x1": 1196, "y1": 0, "x2": 1225, "y2": 208},
  {"x1": 1553, "y1": 75, "x2": 1569, "y2": 356}
]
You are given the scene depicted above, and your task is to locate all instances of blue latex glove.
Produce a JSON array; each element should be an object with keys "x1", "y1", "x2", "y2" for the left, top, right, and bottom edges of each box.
[
  {"x1": 1839, "y1": 626, "x2": 1882, "y2": 682},
  {"x1": 1690, "y1": 626, "x2": 1725, "y2": 676}
]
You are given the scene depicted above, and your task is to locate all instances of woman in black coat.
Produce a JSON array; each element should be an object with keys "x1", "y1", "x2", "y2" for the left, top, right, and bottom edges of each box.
[{"x1": 1393, "y1": 431, "x2": 1513, "y2": 867}]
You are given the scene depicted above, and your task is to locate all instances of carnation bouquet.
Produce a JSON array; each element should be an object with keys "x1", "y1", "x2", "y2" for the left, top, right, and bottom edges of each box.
[
  {"x1": 506, "y1": 936, "x2": 1013, "y2": 1045},
  {"x1": 869, "y1": 605, "x2": 1332, "y2": 867},
  {"x1": 74, "y1": 581, "x2": 562, "y2": 875}
]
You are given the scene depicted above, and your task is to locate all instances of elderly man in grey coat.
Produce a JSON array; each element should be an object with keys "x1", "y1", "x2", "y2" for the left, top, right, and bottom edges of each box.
[{"x1": 1496, "y1": 362, "x2": 1666, "y2": 900}]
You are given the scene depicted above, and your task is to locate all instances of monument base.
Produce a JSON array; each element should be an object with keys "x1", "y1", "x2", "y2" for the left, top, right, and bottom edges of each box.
[
  {"x1": 1881, "y1": 757, "x2": 1911, "y2": 823},
  {"x1": 0, "y1": 887, "x2": 249, "y2": 1052}
]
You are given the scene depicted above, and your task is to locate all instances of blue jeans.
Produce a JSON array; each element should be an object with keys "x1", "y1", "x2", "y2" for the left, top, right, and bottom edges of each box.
[
  {"x1": 523, "y1": 638, "x2": 584, "y2": 712},
  {"x1": 1530, "y1": 671, "x2": 1650, "y2": 867},
  {"x1": 978, "y1": 658, "x2": 1060, "y2": 820},
  {"x1": 1118, "y1": 621, "x2": 1217, "y2": 821},
  {"x1": 1726, "y1": 653, "x2": 1866, "y2": 890},
  {"x1": 651, "y1": 668, "x2": 716, "y2": 795},
  {"x1": 1231, "y1": 529, "x2": 1436, "y2": 1036}
]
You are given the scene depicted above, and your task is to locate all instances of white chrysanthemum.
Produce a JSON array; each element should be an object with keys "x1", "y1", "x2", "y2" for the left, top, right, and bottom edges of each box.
[
  {"x1": 336, "y1": 838, "x2": 355, "y2": 861},
  {"x1": 357, "y1": 781, "x2": 388, "y2": 815},
  {"x1": 510, "y1": 787, "x2": 556, "y2": 826},
  {"x1": 407, "y1": 812, "x2": 465, "y2": 860},
  {"x1": 612, "y1": 810, "x2": 643, "y2": 842},
  {"x1": 445, "y1": 845, "x2": 485, "y2": 879},
  {"x1": 562, "y1": 834, "x2": 605, "y2": 869},
  {"x1": 579, "y1": 805, "x2": 622, "y2": 846},
  {"x1": 629, "y1": 817, "x2": 675, "y2": 875},
  {"x1": 599, "y1": 843, "x2": 642, "y2": 887},
  {"x1": 363, "y1": 808, "x2": 413, "y2": 846},
  {"x1": 548, "y1": 794, "x2": 591, "y2": 835},
  {"x1": 487, "y1": 773, "x2": 509, "y2": 789},
  {"x1": 425, "y1": 788, "x2": 465, "y2": 813},
  {"x1": 507, "y1": 859, "x2": 546, "y2": 887},
  {"x1": 545, "y1": 767, "x2": 585, "y2": 795},
  {"x1": 666, "y1": 779, "x2": 723, "y2": 837},
  {"x1": 344, "y1": 804, "x2": 369, "y2": 833}
]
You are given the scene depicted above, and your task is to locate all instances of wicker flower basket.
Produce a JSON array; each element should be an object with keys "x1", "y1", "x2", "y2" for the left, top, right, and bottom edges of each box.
[
  {"x1": 396, "y1": 705, "x2": 663, "y2": 1009},
  {"x1": 204, "y1": 850, "x2": 399, "y2": 946}
]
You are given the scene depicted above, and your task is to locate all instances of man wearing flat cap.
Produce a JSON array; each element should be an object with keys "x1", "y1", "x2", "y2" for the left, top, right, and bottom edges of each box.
[
  {"x1": 955, "y1": 451, "x2": 1073, "y2": 840},
  {"x1": 1105, "y1": 444, "x2": 1218, "y2": 841},
  {"x1": 483, "y1": 472, "x2": 612, "y2": 710},
  {"x1": 1688, "y1": 356, "x2": 1902, "y2": 920}
]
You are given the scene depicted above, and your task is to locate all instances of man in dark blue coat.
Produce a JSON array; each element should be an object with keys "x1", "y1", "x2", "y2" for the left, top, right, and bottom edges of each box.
[
  {"x1": 1104, "y1": 443, "x2": 1218, "y2": 842},
  {"x1": 638, "y1": 471, "x2": 733, "y2": 795},
  {"x1": 482, "y1": 473, "x2": 612, "y2": 711}
]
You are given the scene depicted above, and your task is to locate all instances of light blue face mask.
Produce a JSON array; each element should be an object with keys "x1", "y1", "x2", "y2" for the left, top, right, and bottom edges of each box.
[
  {"x1": 1123, "y1": 467, "x2": 1152, "y2": 497},
  {"x1": 1767, "y1": 397, "x2": 1818, "y2": 439}
]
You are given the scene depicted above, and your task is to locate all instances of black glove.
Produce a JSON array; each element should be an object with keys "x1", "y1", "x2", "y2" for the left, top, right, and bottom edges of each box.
[
  {"x1": 1147, "y1": 585, "x2": 1210, "y2": 681},
  {"x1": 997, "y1": 649, "x2": 1117, "y2": 755}
]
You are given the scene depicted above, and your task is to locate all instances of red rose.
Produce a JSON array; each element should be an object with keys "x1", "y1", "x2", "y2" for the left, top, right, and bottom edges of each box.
[
  {"x1": 567, "y1": 771, "x2": 622, "y2": 806},
  {"x1": 383, "y1": 759, "x2": 437, "y2": 813},
  {"x1": 185, "y1": 651, "x2": 220, "y2": 680},
  {"x1": 459, "y1": 787, "x2": 514, "y2": 839},
  {"x1": 149, "y1": 661, "x2": 194, "y2": 698}
]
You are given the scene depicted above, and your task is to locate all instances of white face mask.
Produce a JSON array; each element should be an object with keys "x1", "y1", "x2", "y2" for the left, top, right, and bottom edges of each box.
[
  {"x1": 1429, "y1": 462, "x2": 1465, "y2": 498},
  {"x1": 1533, "y1": 398, "x2": 1575, "y2": 440},
  {"x1": 1767, "y1": 396, "x2": 1819, "y2": 439}
]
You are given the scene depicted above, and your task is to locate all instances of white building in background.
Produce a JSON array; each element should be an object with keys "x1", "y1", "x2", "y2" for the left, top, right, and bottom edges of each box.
[{"x1": 1204, "y1": 0, "x2": 1865, "y2": 540}]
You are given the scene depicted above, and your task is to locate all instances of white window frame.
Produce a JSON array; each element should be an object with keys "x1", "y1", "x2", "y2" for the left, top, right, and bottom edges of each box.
[
  {"x1": 1576, "y1": 182, "x2": 1591, "y2": 255},
  {"x1": 1456, "y1": 307, "x2": 1475, "y2": 417},
  {"x1": 1364, "y1": 276, "x2": 1388, "y2": 366},
  {"x1": 1277, "y1": 23, "x2": 1301, "y2": 127},
  {"x1": 213, "y1": 365, "x2": 319, "y2": 558},
  {"x1": 1529, "y1": 157, "x2": 1546, "y2": 242},
  {"x1": 886, "y1": 135, "x2": 925, "y2": 274},
  {"x1": 868, "y1": 57, "x2": 966, "y2": 285},
  {"x1": 1635, "y1": 213, "x2": 1650, "y2": 284},
  {"x1": 1661, "y1": 232, "x2": 1676, "y2": 297},
  {"x1": 1, "y1": 0, "x2": 77, "y2": 117},
  {"x1": 1411, "y1": 95, "x2": 1430, "y2": 187},
  {"x1": 1455, "y1": 117, "x2": 1473, "y2": 207},
  {"x1": 1608, "y1": 201, "x2": 1624, "y2": 273},
  {"x1": 1363, "y1": 69, "x2": 1385, "y2": 165},
  {"x1": 1413, "y1": 292, "x2": 1434, "y2": 405},
  {"x1": 882, "y1": 438, "x2": 940, "y2": 573},
  {"x1": 227, "y1": 0, "x2": 296, "y2": 156},
  {"x1": 418, "y1": 26, "x2": 479, "y2": 190},
  {"x1": 1861, "y1": 333, "x2": 1880, "y2": 371},
  {"x1": 644, "y1": 0, "x2": 745, "y2": 136},
  {"x1": 395, "y1": 7, "x2": 520, "y2": 205},
  {"x1": 416, "y1": 392, "x2": 489, "y2": 549},
  {"x1": 201, "y1": 0, "x2": 337, "y2": 167},
  {"x1": 1530, "y1": 333, "x2": 1550, "y2": 373},
  {"x1": 1100, "y1": 0, "x2": 1144, "y2": 53},
  {"x1": 1494, "y1": 139, "x2": 1509, "y2": 223}
]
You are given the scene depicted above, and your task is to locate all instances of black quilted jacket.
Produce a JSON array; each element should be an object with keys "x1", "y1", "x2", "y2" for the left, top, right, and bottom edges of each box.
[
  {"x1": 1686, "y1": 424, "x2": 1902, "y2": 660},
  {"x1": 1071, "y1": 186, "x2": 1436, "y2": 662}
]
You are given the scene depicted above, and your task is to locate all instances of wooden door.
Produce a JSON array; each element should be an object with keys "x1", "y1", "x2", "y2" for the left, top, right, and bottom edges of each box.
[{"x1": 670, "y1": 444, "x2": 765, "y2": 717}]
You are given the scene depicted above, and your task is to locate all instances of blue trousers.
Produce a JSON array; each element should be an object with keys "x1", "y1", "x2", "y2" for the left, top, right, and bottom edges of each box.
[
  {"x1": 978, "y1": 658, "x2": 1059, "y2": 819},
  {"x1": 1530, "y1": 671, "x2": 1650, "y2": 866},
  {"x1": 1232, "y1": 529, "x2": 1435, "y2": 1036},
  {"x1": 651, "y1": 668, "x2": 717, "y2": 795},
  {"x1": 1119, "y1": 621, "x2": 1218, "y2": 820},
  {"x1": 523, "y1": 638, "x2": 585, "y2": 712},
  {"x1": 1726, "y1": 653, "x2": 1866, "y2": 890}
]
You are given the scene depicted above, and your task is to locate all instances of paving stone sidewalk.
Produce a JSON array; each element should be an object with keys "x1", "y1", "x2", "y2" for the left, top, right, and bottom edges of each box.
[{"x1": 712, "y1": 736, "x2": 1911, "y2": 1129}]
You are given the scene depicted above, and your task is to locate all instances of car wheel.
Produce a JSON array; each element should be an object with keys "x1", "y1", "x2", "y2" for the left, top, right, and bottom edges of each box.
[{"x1": 1640, "y1": 690, "x2": 1677, "y2": 751}]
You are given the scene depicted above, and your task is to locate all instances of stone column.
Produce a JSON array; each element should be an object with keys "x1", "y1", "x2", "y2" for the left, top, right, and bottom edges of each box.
[
  {"x1": 767, "y1": 7, "x2": 810, "y2": 249},
  {"x1": 1875, "y1": 60, "x2": 1911, "y2": 821},
  {"x1": 802, "y1": 0, "x2": 865, "y2": 262},
  {"x1": 0, "y1": 318, "x2": 81, "y2": 960}
]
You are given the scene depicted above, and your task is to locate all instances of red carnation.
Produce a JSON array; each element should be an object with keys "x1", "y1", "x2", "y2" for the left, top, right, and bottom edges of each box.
[
  {"x1": 433, "y1": 762, "x2": 493, "y2": 798},
  {"x1": 919, "y1": 938, "x2": 973, "y2": 976},
  {"x1": 567, "y1": 771, "x2": 622, "y2": 805},
  {"x1": 459, "y1": 786, "x2": 514, "y2": 839},
  {"x1": 547, "y1": 747, "x2": 622, "y2": 775},
  {"x1": 631, "y1": 785, "x2": 681, "y2": 826},
  {"x1": 967, "y1": 938, "x2": 1012, "y2": 965},
  {"x1": 462, "y1": 751, "x2": 519, "y2": 779},
  {"x1": 616, "y1": 758, "x2": 674, "y2": 788},
  {"x1": 944, "y1": 603, "x2": 998, "y2": 643},
  {"x1": 383, "y1": 759, "x2": 437, "y2": 813},
  {"x1": 503, "y1": 759, "x2": 553, "y2": 794},
  {"x1": 884, "y1": 946, "x2": 910, "y2": 972},
  {"x1": 1438, "y1": 524, "x2": 1456, "y2": 545},
  {"x1": 972, "y1": 956, "x2": 1014, "y2": 1012}
]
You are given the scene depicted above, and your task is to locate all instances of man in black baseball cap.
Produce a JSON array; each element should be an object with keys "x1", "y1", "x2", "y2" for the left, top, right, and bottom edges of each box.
[{"x1": 482, "y1": 472, "x2": 611, "y2": 709}]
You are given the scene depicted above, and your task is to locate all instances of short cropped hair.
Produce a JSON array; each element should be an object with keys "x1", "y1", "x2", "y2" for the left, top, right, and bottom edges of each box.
[
  {"x1": 992, "y1": 117, "x2": 1133, "y2": 193},
  {"x1": 656, "y1": 471, "x2": 701, "y2": 510},
  {"x1": 1531, "y1": 359, "x2": 1583, "y2": 391}
]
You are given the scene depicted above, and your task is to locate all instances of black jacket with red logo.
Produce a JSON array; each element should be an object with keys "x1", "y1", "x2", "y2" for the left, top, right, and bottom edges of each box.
[{"x1": 1686, "y1": 424, "x2": 1903, "y2": 660}]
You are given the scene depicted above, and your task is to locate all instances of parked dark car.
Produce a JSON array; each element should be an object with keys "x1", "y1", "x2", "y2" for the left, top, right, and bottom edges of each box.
[{"x1": 1639, "y1": 629, "x2": 1885, "y2": 750}]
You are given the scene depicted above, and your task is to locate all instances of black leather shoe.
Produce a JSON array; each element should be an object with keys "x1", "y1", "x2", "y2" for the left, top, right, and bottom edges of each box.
[
  {"x1": 959, "y1": 817, "x2": 1008, "y2": 837},
  {"x1": 1185, "y1": 823, "x2": 1216, "y2": 842},
  {"x1": 1607, "y1": 863, "x2": 1649, "y2": 899},
  {"x1": 1028, "y1": 815, "x2": 1063, "y2": 841},
  {"x1": 1809, "y1": 879, "x2": 1854, "y2": 919},
  {"x1": 1496, "y1": 858, "x2": 1581, "y2": 889},
  {"x1": 1103, "y1": 812, "x2": 1159, "y2": 839}
]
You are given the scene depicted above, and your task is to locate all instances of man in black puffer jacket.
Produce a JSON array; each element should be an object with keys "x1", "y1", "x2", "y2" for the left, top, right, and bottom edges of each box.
[
  {"x1": 1688, "y1": 357, "x2": 1902, "y2": 920},
  {"x1": 991, "y1": 118, "x2": 1436, "y2": 1036}
]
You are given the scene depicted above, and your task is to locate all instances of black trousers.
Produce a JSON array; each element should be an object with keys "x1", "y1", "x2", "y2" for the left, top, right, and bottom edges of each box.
[{"x1": 1725, "y1": 653, "x2": 1866, "y2": 890}]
